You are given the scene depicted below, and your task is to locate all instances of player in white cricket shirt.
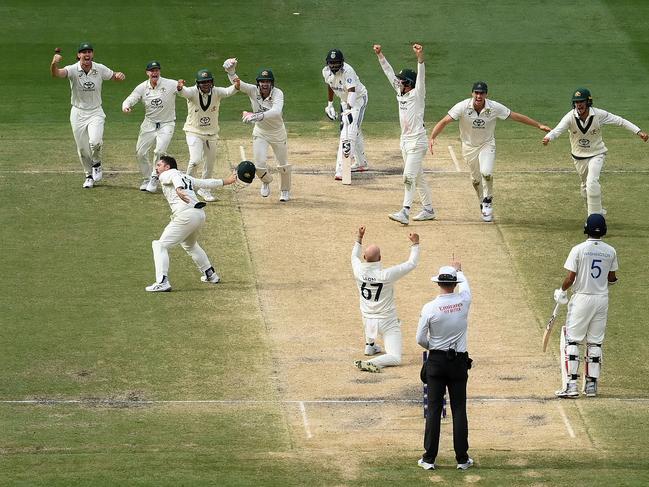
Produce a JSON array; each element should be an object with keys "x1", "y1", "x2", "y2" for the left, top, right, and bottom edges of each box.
[
  {"x1": 351, "y1": 225, "x2": 419, "y2": 372},
  {"x1": 223, "y1": 59, "x2": 292, "y2": 201},
  {"x1": 122, "y1": 61, "x2": 180, "y2": 193},
  {"x1": 543, "y1": 88, "x2": 648, "y2": 216},
  {"x1": 553, "y1": 214, "x2": 618, "y2": 398},
  {"x1": 177, "y1": 69, "x2": 240, "y2": 202},
  {"x1": 374, "y1": 43, "x2": 435, "y2": 225},
  {"x1": 50, "y1": 42, "x2": 125, "y2": 188},
  {"x1": 145, "y1": 155, "x2": 236, "y2": 292},
  {"x1": 429, "y1": 82, "x2": 550, "y2": 221},
  {"x1": 322, "y1": 49, "x2": 370, "y2": 179},
  {"x1": 416, "y1": 262, "x2": 473, "y2": 471}
]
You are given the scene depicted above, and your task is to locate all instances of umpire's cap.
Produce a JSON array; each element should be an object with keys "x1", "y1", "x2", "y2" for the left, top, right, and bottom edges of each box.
[
  {"x1": 396, "y1": 68, "x2": 417, "y2": 87},
  {"x1": 472, "y1": 81, "x2": 488, "y2": 93},
  {"x1": 237, "y1": 160, "x2": 256, "y2": 184},
  {"x1": 78, "y1": 42, "x2": 94, "y2": 52},
  {"x1": 196, "y1": 69, "x2": 214, "y2": 82},
  {"x1": 431, "y1": 266, "x2": 464, "y2": 284},
  {"x1": 584, "y1": 213, "x2": 607, "y2": 237}
]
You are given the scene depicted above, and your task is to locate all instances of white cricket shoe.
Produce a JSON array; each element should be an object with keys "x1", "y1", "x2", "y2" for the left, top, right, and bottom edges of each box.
[
  {"x1": 139, "y1": 179, "x2": 150, "y2": 191},
  {"x1": 197, "y1": 188, "x2": 217, "y2": 202},
  {"x1": 418, "y1": 458, "x2": 436, "y2": 470},
  {"x1": 145, "y1": 176, "x2": 159, "y2": 193},
  {"x1": 350, "y1": 160, "x2": 369, "y2": 172},
  {"x1": 92, "y1": 164, "x2": 103, "y2": 182},
  {"x1": 145, "y1": 281, "x2": 172, "y2": 292},
  {"x1": 83, "y1": 177, "x2": 94, "y2": 189},
  {"x1": 201, "y1": 273, "x2": 221, "y2": 284},
  {"x1": 354, "y1": 360, "x2": 381, "y2": 373},
  {"x1": 388, "y1": 209, "x2": 409, "y2": 225},
  {"x1": 583, "y1": 379, "x2": 597, "y2": 397},
  {"x1": 457, "y1": 458, "x2": 474, "y2": 470},
  {"x1": 481, "y1": 197, "x2": 493, "y2": 222},
  {"x1": 555, "y1": 382, "x2": 579, "y2": 398},
  {"x1": 260, "y1": 182, "x2": 270, "y2": 197},
  {"x1": 364, "y1": 343, "x2": 382, "y2": 356},
  {"x1": 413, "y1": 209, "x2": 436, "y2": 221},
  {"x1": 279, "y1": 190, "x2": 290, "y2": 202}
]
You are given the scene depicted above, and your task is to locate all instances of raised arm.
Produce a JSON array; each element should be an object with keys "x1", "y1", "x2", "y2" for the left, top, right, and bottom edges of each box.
[
  {"x1": 50, "y1": 50, "x2": 67, "y2": 78},
  {"x1": 373, "y1": 44, "x2": 399, "y2": 91}
]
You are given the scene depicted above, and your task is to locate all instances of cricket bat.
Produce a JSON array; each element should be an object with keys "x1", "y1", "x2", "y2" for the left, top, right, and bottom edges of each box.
[
  {"x1": 542, "y1": 303, "x2": 561, "y2": 352},
  {"x1": 239, "y1": 145, "x2": 246, "y2": 161}
]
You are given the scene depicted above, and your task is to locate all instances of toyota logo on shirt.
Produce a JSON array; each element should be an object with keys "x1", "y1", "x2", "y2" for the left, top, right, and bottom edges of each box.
[
  {"x1": 82, "y1": 81, "x2": 95, "y2": 90},
  {"x1": 200, "y1": 117, "x2": 211, "y2": 126},
  {"x1": 472, "y1": 119, "x2": 485, "y2": 128},
  {"x1": 578, "y1": 138, "x2": 591, "y2": 147},
  {"x1": 151, "y1": 98, "x2": 163, "y2": 107}
]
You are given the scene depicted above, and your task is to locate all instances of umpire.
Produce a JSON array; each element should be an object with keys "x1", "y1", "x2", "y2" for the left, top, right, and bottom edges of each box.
[{"x1": 416, "y1": 262, "x2": 474, "y2": 471}]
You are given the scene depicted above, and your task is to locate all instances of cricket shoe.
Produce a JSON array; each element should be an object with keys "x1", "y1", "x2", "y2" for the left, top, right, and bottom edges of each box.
[
  {"x1": 388, "y1": 209, "x2": 409, "y2": 225},
  {"x1": 197, "y1": 188, "x2": 217, "y2": 202},
  {"x1": 481, "y1": 197, "x2": 493, "y2": 222},
  {"x1": 279, "y1": 190, "x2": 290, "y2": 202},
  {"x1": 364, "y1": 343, "x2": 382, "y2": 356},
  {"x1": 583, "y1": 379, "x2": 598, "y2": 397},
  {"x1": 145, "y1": 281, "x2": 172, "y2": 292},
  {"x1": 354, "y1": 360, "x2": 381, "y2": 373},
  {"x1": 457, "y1": 458, "x2": 474, "y2": 470},
  {"x1": 334, "y1": 174, "x2": 342, "y2": 181},
  {"x1": 417, "y1": 458, "x2": 436, "y2": 470},
  {"x1": 201, "y1": 273, "x2": 221, "y2": 284},
  {"x1": 83, "y1": 176, "x2": 94, "y2": 189},
  {"x1": 140, "y1": 179, "x2": 150, "y2": 191},
  {"x1": 92, "y1": 163, "x2": 103, "y2": 182},
  {"x1": 260, "y1": 182, "x2": 271, "y2": 197},
  {"x1": 413, "y1": 209, "x2": 436, "y2": 221},
  {"x1": 350, "y1": 160, "x2": 369, "y2": 172},
  {"x1": 145, "y1": 176, "x2": 159, "y2": 193},
  {"x1": 555, "y1": 382, "x2": 579, "y2": 398}
]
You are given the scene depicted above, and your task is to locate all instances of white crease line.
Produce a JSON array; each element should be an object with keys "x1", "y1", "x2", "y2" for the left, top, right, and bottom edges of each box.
[
  {"x1": 447, "y1": 145, "x2": 461, "y2": 172},
  {"x1": 299, "y1": 401, "x2": 313, "y2": 439},
  {"x1": 557, "y1": 403, "x2": 576, "y2": 438}
]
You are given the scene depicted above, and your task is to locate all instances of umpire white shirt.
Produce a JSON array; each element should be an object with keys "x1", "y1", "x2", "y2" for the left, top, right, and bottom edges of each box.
[
  {"x1": 351, "y1": 242, "x2": 419, "y2": 320},
  {"x1": 416, "y1": 272, "x2": 471, "y2": 352}
]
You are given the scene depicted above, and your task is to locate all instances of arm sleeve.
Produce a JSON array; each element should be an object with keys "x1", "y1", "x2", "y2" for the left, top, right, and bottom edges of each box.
[
  {"x1": 415, "y1": 61, "x2": 425, "y2": 97},
  {"x1": 169, "y1": 171, "x2": 186, "y2": 189},
  {"x1": 494, "y1": 101, "x2": 511, "y2": 120},
  {"x1": 377, "y1": 56, "x2": 400, "y2": 92},
  {"x1": 177, "y1": 86, "x2": 192, "y2": 100},
  {"x1": 383, "y1": 244, "x2": 420, "y2": 281},
  {"x1": 351, "y1": 241, "x2": 362, "y2": 267},
  {"x1": 122, "y1": 84, "x2": 142, "y2": 110},
  {"x1": 191, "y1": 177, "x2": 225, "y2": 190},
  {"x1": 545, "y1": 112, "x2": 572, "y2": 141},
  {"x1": 416, "y1": 306, "x2": 431, "y2": 349},
  {"x1": 100, "y1": 64, "x2": 115, "y2": 81},
  {"x1": 456, "y1": 271, "x2": 471, "y2": 301},
  {"x1": 564, "y1": 246, "x2": 579, "y2": 272},
  {"x1": 261, "y1": 88, "x2": 284, "y2": 120},
  {"x1": 237, "y1": 80, "x2": 257, "y2": 97},
  {"x1": 611, "y1": 249, "x2": 619, "y2": 272},
  {"x1": 215, "y1": 84, "x2": 239, "y2": 98},
  {"x1": 597, "y1": 109, "x2": 642, "y2": 134},
  {"x1": 447, "y1": 100, "x2": 464, "y2": 121}
]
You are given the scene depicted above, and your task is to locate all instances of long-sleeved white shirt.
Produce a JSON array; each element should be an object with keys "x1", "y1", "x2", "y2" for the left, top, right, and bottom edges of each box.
[
  {"x1": 545, "y1": 107, "x2": 641, "y2": 158},
  {"x1": 236, "y1": 79, "x2": 287, "y2": 140},
  {"x1": 351, "y1": 242, "x2": 419, "y2": 320},
  {"x1": 378, "y1": 56, "x2": 426, "y2": 141},
  {"x1": 416, "y1": 272, "x2": 472, "y2": 352},
  {"x1": 122, "y1": 77, "x2": 179, "y2": 123},
  {"x1": 64, "y1": 61, "x2": 114, "y2": 110},
  {"x1": 179, "y1": 84, "x2": 237, "y2": 136},
  {"x1": 322, "y1": 63, "x2": 368, "y2": 106},
  {"x1": 448, "y1": 98, "x2": 511, "y2": 148},
  {"x1": 159, "y1": 168, "x2": 225, "y2": 215}
]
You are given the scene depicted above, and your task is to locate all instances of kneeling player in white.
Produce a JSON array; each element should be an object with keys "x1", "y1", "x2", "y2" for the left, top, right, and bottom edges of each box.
[
  {"x1": 374, "y1": 43, "x2": 435, "y2": 225},
  {"x1": 223, "y1": 59, "x2": 292, "y2": 201},
  {"x1": 146, "y1": 156, "x2": 236, "y2": 292},
  {"x1": 554, "y1": 214, "x2": 618, "y2": 397},
  {"x1": 177, "y1": 69, "x2": 240, "y2": 202},
  {"x1": 351, "y1": 226, "x2": 419, "y2": 372}
]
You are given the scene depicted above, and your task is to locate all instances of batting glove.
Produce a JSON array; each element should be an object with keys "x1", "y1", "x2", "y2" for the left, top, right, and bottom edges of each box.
[
  {"x1": 553, "y1": 288, "x2": 568, "y2": 305},
  {"x1": 223, "y1": 58, "x2": 237, "y2": 75},
  {"x1": 325, "y1": 101, "x2": 337, "y2": 121},
  {"x1": 242, "y1": 111, "x2": 264, "y2": 124}
]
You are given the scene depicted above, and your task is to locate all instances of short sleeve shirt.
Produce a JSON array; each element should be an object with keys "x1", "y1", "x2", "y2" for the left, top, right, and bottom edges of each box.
[
  {"x1": 65, "y1": 62, "x2": 114, "y2": 109},
  {"x1": 564, "y1": 239, "x2": 618, "y2": 295},
  {"x1": 448, "y1": 98, "x2": 511, "y2": 147}
]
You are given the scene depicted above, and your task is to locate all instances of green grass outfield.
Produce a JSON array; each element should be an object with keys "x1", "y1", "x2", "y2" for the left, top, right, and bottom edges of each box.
[{"x1": 2, "y1": 1, "x2": 649, "y2": 485}]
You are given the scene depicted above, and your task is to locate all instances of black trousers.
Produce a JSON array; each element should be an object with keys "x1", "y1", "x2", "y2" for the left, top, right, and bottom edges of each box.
[{"x1": 422, "y1": 351, "x2": 470, "y2": 464}]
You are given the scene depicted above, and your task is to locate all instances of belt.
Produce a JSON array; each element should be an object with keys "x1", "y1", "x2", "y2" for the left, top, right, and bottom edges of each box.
[{"x1": 427, "y1": 349, "x2": 468, "y2": 359}]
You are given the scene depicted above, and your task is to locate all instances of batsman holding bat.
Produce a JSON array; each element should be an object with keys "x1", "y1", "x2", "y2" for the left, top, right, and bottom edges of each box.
[{"x1": 554, "y1": 214, "x2": 618, "y2": 398}]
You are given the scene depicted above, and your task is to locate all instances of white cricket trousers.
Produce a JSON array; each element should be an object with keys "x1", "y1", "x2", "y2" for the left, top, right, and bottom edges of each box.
[
  {"x1": 364, "y1": 317, "x2": 402, "y2": 368},
  {"x1": 335, "y1": 95, "x2": 368, "y2": 174},
  {"x1": 573, "y1": 154, "x2": 606, "y2": 215},
  {"x1": 401, "y1": 137, "x2": 432, "y2": 209},
  {"x1": 186, "y1": 132, "x2": 218, "y2": 179},
  {"x1": 70, "y1": 106, "x2": 105, "y2": 176},
  {"x1": 152, "y1": 208, "x2": 211, "y2": 283},
  {"x1": 565, "y1": 293, "x2": 609, "y2": 344},
  {"x1": 462, "y1": 141, "x2": 496, "y2": 201},
  {"x1": 136, "y1": 120, "x2": 175, "y2": 178}
]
